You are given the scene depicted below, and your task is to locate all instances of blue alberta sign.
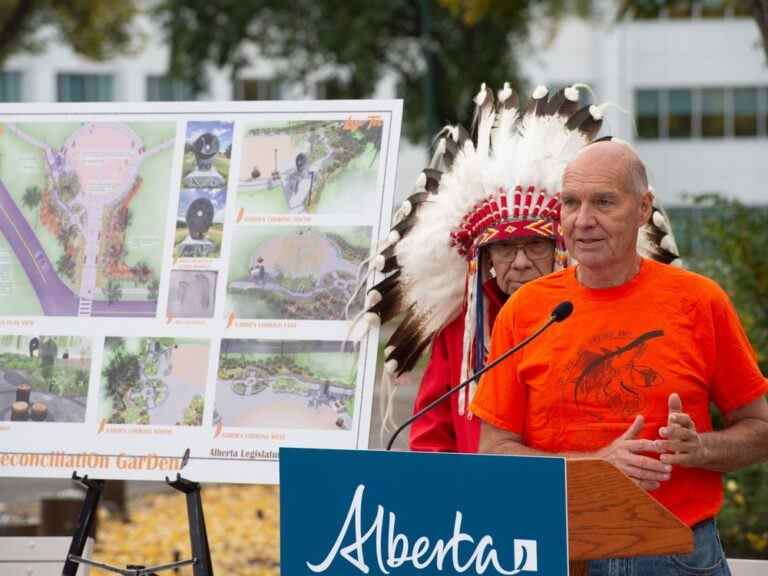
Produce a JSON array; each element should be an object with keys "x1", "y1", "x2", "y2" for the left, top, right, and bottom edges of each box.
[{"x1": 280, "y1": 448, "x2": 568, "y2": 576}]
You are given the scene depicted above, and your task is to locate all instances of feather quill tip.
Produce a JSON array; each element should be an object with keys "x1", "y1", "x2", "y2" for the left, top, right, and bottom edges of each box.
[
  {"x1": 498, "y1": 82, "x2": 513, "y2": 103},
  {"x1": 373, "y1": 254, "x2": 386, "y2": 271},
  {"x1": 660, "y1": 235, "x2": 676, "y2": 253},
  {"x1": 565, "y1": 86, "x2": 579, "y2": 102},
  {"x1": 652, "y1": 210, "x2": 669, "y2": 232},
  {"x1": 384, "y1": 345, "x2": 396, "y2": 357},
  {"x1": 387, "y1": 230, "x2": 401, "y2": 245},
  {"x1": 415, "y1": 172, "x2": 427, "y2": 189},
  {"x1": 474, "y1": 83, "x2": 488, "y2": 105},
  {"x1": 532, "y1": 85, "x2": 548, "y2": 100},
  {"x1": 384, "y1": 359, "x2": 399, "y2": 374},
  {"x1": 364, "y1": 312, "x2": 381, "y2": 327},
  {"x1": 365, "y1": 289, "x2": 382, "y2": 308},
  {"x1": 401, "y1": 200, "x2": 413, "y2": 217},
  {"x1": 589, "y1": 104, "x2": 604, "y2": 120}
]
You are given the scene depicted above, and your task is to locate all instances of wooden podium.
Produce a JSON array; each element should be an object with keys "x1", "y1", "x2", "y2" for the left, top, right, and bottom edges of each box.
[{"x1": 567, "y1": 459, "x2": 693, "y2": 575}]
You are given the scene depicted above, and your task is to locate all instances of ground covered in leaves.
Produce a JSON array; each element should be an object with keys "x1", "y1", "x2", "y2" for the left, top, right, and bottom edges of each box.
[{"x1": 92, "y1": 484, "x2": 280, "y2": 576}]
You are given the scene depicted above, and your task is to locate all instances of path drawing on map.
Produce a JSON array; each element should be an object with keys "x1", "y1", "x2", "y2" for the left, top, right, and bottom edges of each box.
[
  {"x1": 215, "y1": 339, "x2": 358, "y2": 430},
  {"x1": 0, "y1": 122, "x2": 175, "y2": 317},
  {"x1": 237, "y1": 120, "x2": 382, "y2": 215}
]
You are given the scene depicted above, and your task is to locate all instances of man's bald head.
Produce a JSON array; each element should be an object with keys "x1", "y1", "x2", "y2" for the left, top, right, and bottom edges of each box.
[{"x1": 564, "y1": 140, "x2": 649, "y2": 198}]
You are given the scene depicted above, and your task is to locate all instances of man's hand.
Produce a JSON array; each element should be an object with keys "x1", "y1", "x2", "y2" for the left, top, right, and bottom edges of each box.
[
  {"x1": 658, "y1": 393, "x2": 710, "y2": 468},
  {"x1": 597, "y1": 414, "x2": 670, "y2": 491}
]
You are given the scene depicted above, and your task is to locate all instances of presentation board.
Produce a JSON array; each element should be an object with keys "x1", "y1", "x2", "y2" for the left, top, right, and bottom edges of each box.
[{"x1": 0, "y1": 99, "x2": 402, "y2": 483}]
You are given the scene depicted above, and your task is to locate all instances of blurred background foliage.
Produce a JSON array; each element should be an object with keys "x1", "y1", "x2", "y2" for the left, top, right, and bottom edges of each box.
[{"x1": 670, "y1": 194, "x2": 768, "y2": 557}]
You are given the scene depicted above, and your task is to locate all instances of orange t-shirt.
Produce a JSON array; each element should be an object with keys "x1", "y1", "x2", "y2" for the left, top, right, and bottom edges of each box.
[{"x1": 471, "y1": 258, "x2": 768, "y2": 527}]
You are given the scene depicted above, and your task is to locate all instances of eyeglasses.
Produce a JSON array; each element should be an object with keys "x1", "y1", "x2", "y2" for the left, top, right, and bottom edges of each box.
[{"x1": 486, "y1": 239, "x2": 555, "y2": 262}]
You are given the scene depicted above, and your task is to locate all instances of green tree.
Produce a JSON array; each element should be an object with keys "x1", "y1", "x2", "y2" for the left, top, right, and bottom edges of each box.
[
  {"x1": 154, "y1": 0, "x2": 768, "y2": 143},
  {"x1": 0, "y1": 1, "x2": 140, "y2": 66},
  {"x1": 56, "y1": 253, "x2": 76, "y2": 281},
  {"x1": 102, "y1": 347, "x2": 141, "y2": 416},
  {"x1": 105, "y1": 279, "x2": 123, "y2": 304},
  {"x1": 131, "y1": 261, "x2": 153, "y2": 285},
  {"x1": 181, "y1": 395, "x2": 204, "y2": 426},
  {"x1": 691, "y1": 195, "x2": 768, "y2": 557},
  {"x1": 155, "y1": 0, "x2": 544, "y2": 142},
  {"x1": 39, "y1": 338, "x2": 58, "y2": 391},
  {"x1": 57, "y1": 172, "x2": 81, "y2": 203},
  {"x1": 22, "y1": 185, "x2": 42, "y2": 210},
  {"x1": 147, "y1": 278, "x2": 160, "y2": 301}
]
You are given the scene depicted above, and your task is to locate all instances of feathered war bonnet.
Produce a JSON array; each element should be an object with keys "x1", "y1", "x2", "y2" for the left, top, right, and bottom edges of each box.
[{"x1": 360, "y1": 83, "x2": 681, "y2": 427}]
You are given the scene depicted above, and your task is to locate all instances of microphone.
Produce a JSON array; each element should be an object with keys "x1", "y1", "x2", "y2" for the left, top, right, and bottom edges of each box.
[
  {"x1": 551, "y1": 301, "x2": 573, "y2": 322},
  {"x1": 385, "y1": 301, "x2": 574, "y2": 451}
]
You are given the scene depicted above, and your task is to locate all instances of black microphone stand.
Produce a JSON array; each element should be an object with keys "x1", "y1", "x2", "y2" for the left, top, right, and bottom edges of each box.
[{"x1": 385, "y1": 312, "x2": 562, "y2": 451}]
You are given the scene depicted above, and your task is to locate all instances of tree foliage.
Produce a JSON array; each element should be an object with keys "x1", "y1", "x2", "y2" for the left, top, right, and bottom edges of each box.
[
  {"x1": 690, "y1": 194, "x2": 768, "y2": 557},
  {"x1": 22, "y1": 185, "x2": 42, "y2": 210},
  {"x1": 105, "y1": 279, "x2": 123, "y2": 304},
  {"x1": 0, "y1": 0, "x2": 141, "y2": 65},
  {"x1": 154, "y1": 0, "x2": 547, "y2": 142}
]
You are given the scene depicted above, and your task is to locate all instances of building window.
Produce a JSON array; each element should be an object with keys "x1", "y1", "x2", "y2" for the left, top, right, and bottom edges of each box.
[
  {"x1": 636, "y1": 90, "x2": 661, "y2": 139},
  {"x1": 0, "y1": 71, "x2": 22, "y2": 101},
  {"x1": 733, "y1": 87, "x2": 758, "y2": 137},
  {"x1": 701, "y1": 88, "x2": 726, "y2": 138},
  {"x1": 57, "y1": 73, "x2": 113, "y2": 102},
  {"x1": 147, "y1": 76, "x2": 195, "y2": 101},
  {"x1": 636, "y1": 86, "x2": 768, "y2": 140},
  {"x1": 668, "y1": 89, "x2": 692, "y2": 138},
  {"x1": 235, "y1": 78, "x2": 282, "y2": 101}
]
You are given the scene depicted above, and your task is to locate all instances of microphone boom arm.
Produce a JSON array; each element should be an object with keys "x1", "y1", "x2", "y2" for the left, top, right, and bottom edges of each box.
[{"x1": 385, "y1": 314, "x2": 559, "y2": 451}]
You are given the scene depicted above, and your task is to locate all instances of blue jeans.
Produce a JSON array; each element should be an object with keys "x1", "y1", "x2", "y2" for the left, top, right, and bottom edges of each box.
[{"x1": 588, "y1": 518, "x2": 731, "y2": 576}]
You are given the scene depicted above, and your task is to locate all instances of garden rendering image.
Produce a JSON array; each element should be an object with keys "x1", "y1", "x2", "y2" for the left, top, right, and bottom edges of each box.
[
  {"x1": 236, "y1": 119, "x2": 382, "y2": 215},
  {"x1": 226, "y1": 226, "x2": 370, "y2": 320},
  {"x1": 0, "y1": 335, "x2": 91, "y2": 422},
  {"x1": 99, "y1": 337, "x2": 209, "y2": 426},
  {"x1": 0, "y1": 122, "x2": 174, "y2": 317},
  {"x1": 215, "y1": 339, "x2": 359, "y2": 430}
]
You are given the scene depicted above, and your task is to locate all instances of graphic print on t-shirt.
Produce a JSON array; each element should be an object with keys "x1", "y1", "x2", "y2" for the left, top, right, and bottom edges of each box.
[{"x1": 563, "y1": 329, "x2": 665, "y2": 419}]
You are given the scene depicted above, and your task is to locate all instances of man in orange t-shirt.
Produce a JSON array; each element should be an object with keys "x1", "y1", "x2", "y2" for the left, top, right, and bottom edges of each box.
[{"x1": 471, "y1": 140, "x2": 768, "y2": 575}]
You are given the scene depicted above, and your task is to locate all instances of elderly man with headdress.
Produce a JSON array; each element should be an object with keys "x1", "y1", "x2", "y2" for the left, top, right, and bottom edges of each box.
[{"x1": 363, "y1": 83, "x2": 680, "y2": 453}]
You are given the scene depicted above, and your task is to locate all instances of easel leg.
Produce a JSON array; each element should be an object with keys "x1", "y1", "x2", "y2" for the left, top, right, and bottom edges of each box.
[
  {"x1": 167, "y1": 474, "x2": 214, "y2": 576},
  {"x1": 62, "y1": 472, "x2": 104, "y2": 576}
]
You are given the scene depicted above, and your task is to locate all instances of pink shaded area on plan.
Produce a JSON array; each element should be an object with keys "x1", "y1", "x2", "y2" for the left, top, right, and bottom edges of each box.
[{"x1": 65, "y1": 124, "x2": 141, "y2": 196}]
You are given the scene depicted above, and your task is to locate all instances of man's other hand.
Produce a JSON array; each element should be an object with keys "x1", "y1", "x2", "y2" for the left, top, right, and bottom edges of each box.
[
  {"x1": 597, "y1": 415, "x2": 670, "y2": 491},
  {"x1": 658, "y1": 392, "x2": 709, "y2": 468}
]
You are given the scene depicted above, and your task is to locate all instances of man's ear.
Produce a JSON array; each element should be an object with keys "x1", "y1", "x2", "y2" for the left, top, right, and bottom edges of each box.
[{"x1": 639, "y1": 189, "x2": 653, "y2": 225}]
